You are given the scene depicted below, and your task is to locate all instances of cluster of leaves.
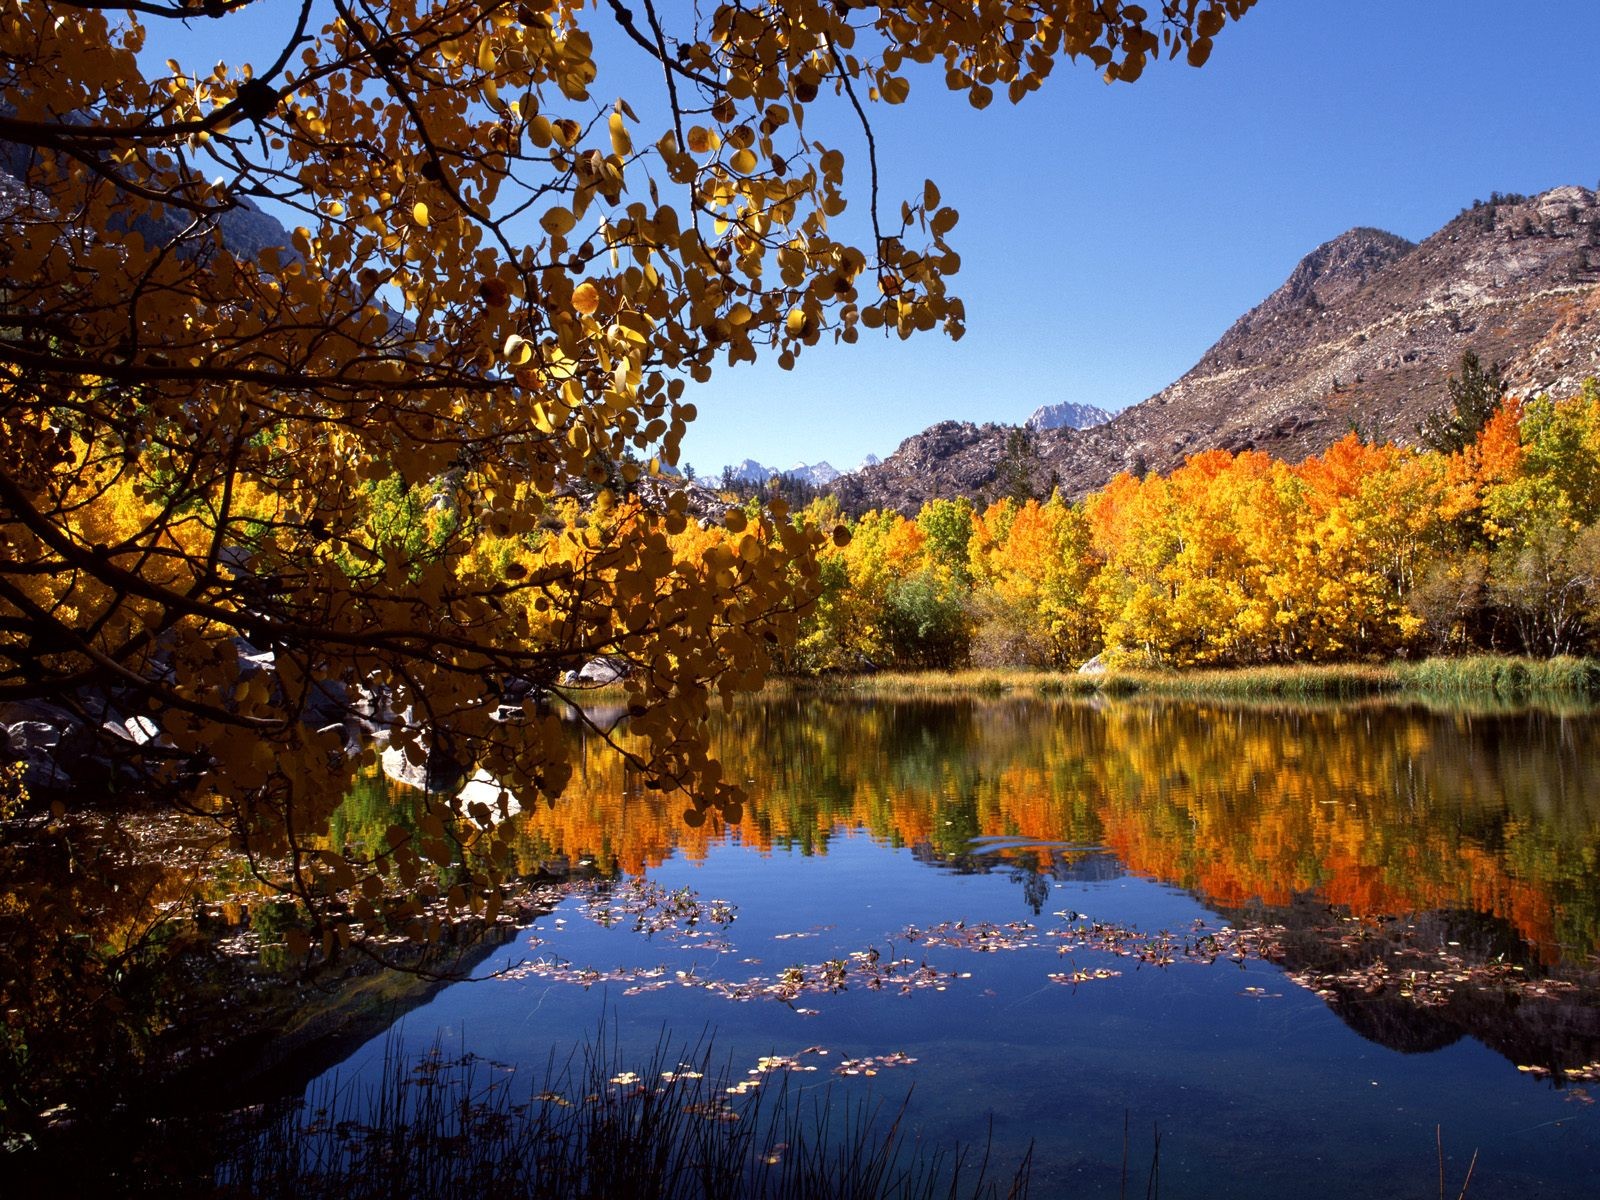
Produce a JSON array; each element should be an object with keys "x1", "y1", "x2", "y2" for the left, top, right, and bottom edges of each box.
[{"x1": 788, "y1": 381, "x2": 1600, "y2": 670}]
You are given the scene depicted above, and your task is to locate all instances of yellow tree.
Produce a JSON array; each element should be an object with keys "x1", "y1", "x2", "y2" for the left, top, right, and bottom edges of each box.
[
  {"x1": 1288, "y1": 435, "x2": 1439, "y2": 658},
  {"x1": 1156, "y1": 449, "x2": 1266, "y2": 663},
  {"x1": 1084, "y1": 468, "x2": 1189, "y2": 663},
  {"x1": 1086, "y1": 450, "x2": 1291, "y2": 666},
  {"x1": 0, "y1": 1, "x2": 1253, "y2": 951},
  {"x1": 1478, "y1": 385, "x2": 1600, "y2": 653},
  {"x1": 967, "y1": 494, "x2": 1098, "y2": 665}
]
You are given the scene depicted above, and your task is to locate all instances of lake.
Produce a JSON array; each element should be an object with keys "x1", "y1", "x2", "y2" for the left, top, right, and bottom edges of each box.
[{"x1": 306, "y1": 695, "x2": 1600, "y2": 1197}]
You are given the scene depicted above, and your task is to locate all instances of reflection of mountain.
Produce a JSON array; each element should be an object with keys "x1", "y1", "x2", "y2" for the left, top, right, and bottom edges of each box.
[{"x1": 908, "y1": 844, "x2": 1125, "y2": 913}]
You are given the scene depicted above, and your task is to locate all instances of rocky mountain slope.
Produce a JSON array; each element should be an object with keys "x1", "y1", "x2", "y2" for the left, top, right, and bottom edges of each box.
[{"x1": 834, "y1": 186, "x2": 1600, "y2": 514}]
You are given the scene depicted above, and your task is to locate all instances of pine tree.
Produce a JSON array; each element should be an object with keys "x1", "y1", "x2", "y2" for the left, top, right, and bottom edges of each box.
[{"x1": 1417, "y1": 351, "x2": 1506, "y2": 454}]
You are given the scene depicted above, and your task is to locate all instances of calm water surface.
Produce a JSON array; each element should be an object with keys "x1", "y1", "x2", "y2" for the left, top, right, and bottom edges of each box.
[{"x1": 314, "y1": 697, "x2": 1600, "y2": 1197}]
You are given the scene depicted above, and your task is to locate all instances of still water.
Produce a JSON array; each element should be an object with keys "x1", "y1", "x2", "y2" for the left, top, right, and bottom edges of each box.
[{"x1": 315, "y1": 696, "x2": 1600, "y2": 1197}]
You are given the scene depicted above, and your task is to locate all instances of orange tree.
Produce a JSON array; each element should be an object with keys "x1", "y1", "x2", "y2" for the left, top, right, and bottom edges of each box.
[{"x1": 0, "y1": 1, "x2": 1253, "y2": 955}]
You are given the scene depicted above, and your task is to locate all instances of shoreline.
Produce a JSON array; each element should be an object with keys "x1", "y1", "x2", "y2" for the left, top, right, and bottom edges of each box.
[{"x1": 769, "y1": 654, "x2": 1600, "y2": 705}]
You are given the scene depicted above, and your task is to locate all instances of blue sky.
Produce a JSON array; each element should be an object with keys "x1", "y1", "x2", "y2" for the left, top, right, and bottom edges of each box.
[
  {"x1": 678, "y1": 1, "x2": 1600, "y2": 475},
  {"x1": 142, "y1": 2, "x2": 1600, "y2": 476}
]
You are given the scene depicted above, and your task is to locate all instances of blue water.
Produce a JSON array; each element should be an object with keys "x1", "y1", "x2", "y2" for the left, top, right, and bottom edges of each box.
[{"x1": 310, "y1": 832, "x2": 1600, "y2": 1197}]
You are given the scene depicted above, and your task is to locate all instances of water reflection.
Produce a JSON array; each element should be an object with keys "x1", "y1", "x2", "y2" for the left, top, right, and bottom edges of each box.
[
  {"x1": 321, "y1": 695, "x2": 1600, "y2": 1087},
  {"x1": 309, "y1": 695, "x2": 1600, "y2": 1198},
  {"x1": 463, "y1": 696, "x2": 1600, "y2": 967}
]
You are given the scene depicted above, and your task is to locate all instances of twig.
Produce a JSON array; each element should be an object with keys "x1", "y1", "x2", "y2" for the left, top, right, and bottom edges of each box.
[{"x1": 1456, "y1": 1148, "x2": 1479, "y2": 1200}]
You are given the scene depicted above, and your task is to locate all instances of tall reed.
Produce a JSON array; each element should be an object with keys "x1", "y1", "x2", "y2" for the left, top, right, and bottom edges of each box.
[{"x1": 217, "y1": 1031, "x2": 1030, "y2": 1200}]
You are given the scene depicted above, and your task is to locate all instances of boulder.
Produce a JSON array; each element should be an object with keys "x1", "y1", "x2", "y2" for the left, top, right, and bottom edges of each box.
[{"x1": 564, "y1": 656, "x2": 628, "y2": 686}]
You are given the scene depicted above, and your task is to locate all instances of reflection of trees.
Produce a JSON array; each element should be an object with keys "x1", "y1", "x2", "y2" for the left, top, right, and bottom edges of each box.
[
  {"x1": 492, "y1": 697, "x2": 1600, "y2": 963},
  {"x1": 1013, "y1": 855, "x2": 1053, "y2": 915},
  {"x1": 0, "y1": 811, "x2": 226, "y2": 1132},
  {"x1": 1209, "y1": 895, "x2": 1600, "y2": 1075}
]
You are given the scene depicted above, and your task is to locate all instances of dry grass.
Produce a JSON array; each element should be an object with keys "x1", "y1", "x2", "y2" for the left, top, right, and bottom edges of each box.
[
  {"x1": 774, "y1": 656, "x2": 1600, "y2": 705},
  {"x1": 784, "y1": 669, "x2": 1097, "y2": 698}
]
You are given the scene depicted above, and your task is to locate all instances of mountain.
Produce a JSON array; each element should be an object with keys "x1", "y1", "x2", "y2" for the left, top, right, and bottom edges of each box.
[
  {"x1": 834, "y1": 186, "x2": 1600, "y2": 514},
  {"x1": 1026, "y1": 401, "x2": 1115, "y2": 431},
  {"x1": 786, "y1": 461, "x2": 840, "y2": 486},
  {"x1": 722, "y1": 458, "x2": 841, "y2": 486},
  {"x1": 725, "y1": 458, "x2": 777, "y2": 484}
]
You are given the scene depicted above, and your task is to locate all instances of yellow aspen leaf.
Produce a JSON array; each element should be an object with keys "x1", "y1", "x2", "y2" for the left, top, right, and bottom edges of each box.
[
  {"x1": 503, "y1": 334, "x2": 534, "y2": 365},
  {"x1": 412, "y1": 201, "x2": 430, "y2": 227},
  {"x1": 572, "y1": 281, "x2": 601, "y2": 315},
  {"x1": 608, "y1": 111, "x2": 632, "y2": 157},
  {"x1": 541, "y1": 206, "x2": 576, "y2": 236}
]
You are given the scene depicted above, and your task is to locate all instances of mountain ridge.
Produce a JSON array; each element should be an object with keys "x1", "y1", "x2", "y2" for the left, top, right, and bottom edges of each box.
[{"x1": 834, "y1": 185, "x2": 1600, "y2": 514}]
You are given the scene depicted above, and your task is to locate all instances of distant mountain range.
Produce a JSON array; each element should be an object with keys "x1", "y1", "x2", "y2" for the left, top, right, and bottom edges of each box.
[
  {"x1": 720, "y1": 455, "x2": 877, "y2": 487},
  {"x1": 83, "y1": 146, "x2": 1588, "y2": 519},
  {"x1": 832, "y1": 185, "x2": 1600, "y2": 514}
]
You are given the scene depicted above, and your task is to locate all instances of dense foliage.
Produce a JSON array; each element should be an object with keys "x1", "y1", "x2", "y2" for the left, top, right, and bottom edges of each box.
[
  {"x1": 0, "y1": 0, "x2": 1252, "y2": 956},
  {"x1": 787, "y1": 384, "x2": 1600, "y2": 670}
]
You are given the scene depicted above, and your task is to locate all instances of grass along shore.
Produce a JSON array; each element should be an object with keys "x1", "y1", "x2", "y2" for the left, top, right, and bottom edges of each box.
[
  {"x1": 215, "y1": 1033, "x2": 1031, "y2": 1200},
  {"x1": 782, "y1": 655, "x2": 1600, "y2": 703}
]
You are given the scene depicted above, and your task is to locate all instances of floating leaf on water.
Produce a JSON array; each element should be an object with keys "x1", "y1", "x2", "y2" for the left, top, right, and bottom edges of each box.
[{"x1": 1048, "y1": 968, "x2": 1122, "y2": 986}]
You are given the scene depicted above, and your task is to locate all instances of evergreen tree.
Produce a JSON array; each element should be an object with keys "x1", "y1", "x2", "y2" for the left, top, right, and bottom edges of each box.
[
  {"x1": 996, "y1": 427, "x2": 1041, "y2": 504},
  {"x1": 1417, "y1": 350, "x2": 1506, "y2": 454}
]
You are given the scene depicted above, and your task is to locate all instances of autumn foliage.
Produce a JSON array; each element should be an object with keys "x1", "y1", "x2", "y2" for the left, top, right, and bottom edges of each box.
[
  {"x1": 0, "y1": 0, "x2": 1258, "y2": 976},
  {"x1": 790, "y1": 383, "x2": 1600, "y2": 670}
]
